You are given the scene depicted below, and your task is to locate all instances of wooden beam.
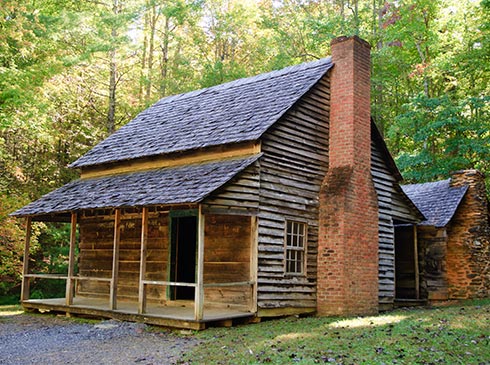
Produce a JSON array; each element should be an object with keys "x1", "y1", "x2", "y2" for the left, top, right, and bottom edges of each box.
[
  {"x1": 76, "y1": 276, "x2": 112, "y2": 282},
  {"x1": 413, "y1": 225, "x2": 420, "y2": 300},
  {"x1": 65, "y1": 212, "x2": 77, "y2": 306},
  {"x1": 110, "y1": 209, "x2": 121, "y2": 310},
  {"x1": 257, "y1": 307, "x2": 316, "y2": 318},
  {"x1": 138, "y1": 207, "x2": 149, "y2": 314},
  {"x1": 25, "y1": 274, "x2": 68, "y2": 280},
  {"x1": 250, "y1": 216, "x2": 258, "y2": 313},
  {"x1": 142, "y1": 280, "x2": 196, "y2": 287},
  {"x1": 21, "y1": 217, "x2": 32, "y2": 302},
  {"x1": 203, "y1": 281, "x2": 253, "y2": 288},
  {"x1": 81, "y1": 141, "x2": 262, "y2": 179},
  {"x1": 194, "y1": 206, "x2": 205, "y2": 320}
]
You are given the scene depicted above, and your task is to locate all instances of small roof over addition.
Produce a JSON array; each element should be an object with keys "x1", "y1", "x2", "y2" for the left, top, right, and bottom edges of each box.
[
  {"x1": 11, "y1": 155, "x2": 260, "y2": 218},
  {"x1": 70, "y1": 58, "x2": 332, "y2": 168},
  {"x1": 401, "y1": 179, "x2": 468, "y2": 227}
]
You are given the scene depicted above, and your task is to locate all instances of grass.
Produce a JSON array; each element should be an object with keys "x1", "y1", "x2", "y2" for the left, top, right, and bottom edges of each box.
[
  {"x1": 0, "y1": 304, "x2": 23, "y2": 316},
  {"x1": 1, "y1": 300, "x2": 488, "y2": 364},
  {"x1": 0, "y1": 303, "x2": 100, "y2": 325},
  {"x1": 181, "y1": 299, "x2": 490, "y2": 365}
]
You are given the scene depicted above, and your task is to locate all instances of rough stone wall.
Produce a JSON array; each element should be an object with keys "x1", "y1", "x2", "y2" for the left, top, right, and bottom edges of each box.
[
  {"x1": 317, "y1": 36, "x2": 379, "y2": 316},
  {"x1": 446, "y1": 170, "x2": 490, "y2": 299}
]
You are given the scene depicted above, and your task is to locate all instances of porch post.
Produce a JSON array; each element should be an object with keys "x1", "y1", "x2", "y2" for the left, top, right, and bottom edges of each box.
[
  {"x1": 110, "y1": 208, "x2": 121, "y2": 310},
  {"x1": 138, "y1": 207, "x2": 149, "y2": 314},
  {"x1": 65, "y1": 212, "x2": 78, "y2": 306},
  {"x1": 194, "y1": 206, "x2": 205, "y2": 320},
  {"x1": 250, "y1": 216, "x2": 258, "y2": 313},
  {"x1": 413, "y1": 225, "x2": 420, "y2": 300},
  {"x1": 21, "y1": 217, "x2": 32, "y2": 302}
]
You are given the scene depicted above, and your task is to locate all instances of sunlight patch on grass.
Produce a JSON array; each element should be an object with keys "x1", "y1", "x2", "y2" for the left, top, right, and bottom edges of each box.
[
  {"x1": 329, "y1": 313, "x2": 407, "y2": 328},
  {"x1": 273, "y1": 331, "x2": 314, "y2": 341},
  {"x1": 0, "y1": 305, "x2": 23, "y2": 316}
]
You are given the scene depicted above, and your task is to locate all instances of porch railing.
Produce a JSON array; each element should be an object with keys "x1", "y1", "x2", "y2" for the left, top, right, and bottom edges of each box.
[{"x1": 21, "y1": 208, "x2": 257, "y2": 322}]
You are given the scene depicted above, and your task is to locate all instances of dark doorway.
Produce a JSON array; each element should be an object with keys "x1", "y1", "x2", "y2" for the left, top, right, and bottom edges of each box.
[
  {"x1": 395, "y1": 225, "x2": 419, "y2": 299},
  {"x1": 169, "y1": 215, "x2": 197, "y2": 300}
]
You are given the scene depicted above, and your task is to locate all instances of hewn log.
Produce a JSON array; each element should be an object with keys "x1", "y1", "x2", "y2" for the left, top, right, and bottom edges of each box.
[
  {"x1": 66, "y1": 212, "x2": 78, "y2": 305},
  {"x1": 194, "y1": 206, "x2": 205, "y2": 320},
  {"x1": 138, "y1": 207, "x2": 149, "y2": 314},
  {"x1": 21, "y1": 217, "x2": 32, "y2": 302},
  {"x1": 110, "y1": 209, "x2": 121, "y2": 310}
]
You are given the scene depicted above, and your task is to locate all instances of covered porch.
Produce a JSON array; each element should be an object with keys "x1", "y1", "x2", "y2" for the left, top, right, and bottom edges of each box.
[{"x1": 20, "y1": 205, "x2": 258, "y2": 330}]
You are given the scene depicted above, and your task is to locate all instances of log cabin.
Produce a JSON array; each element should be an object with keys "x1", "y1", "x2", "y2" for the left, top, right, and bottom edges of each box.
[
  {"x1": 12, "y1": 36, "x2": 422, "y2": 329},
  {"x1": 402, "y1": 170, "x2": 490, "y2": 302}
]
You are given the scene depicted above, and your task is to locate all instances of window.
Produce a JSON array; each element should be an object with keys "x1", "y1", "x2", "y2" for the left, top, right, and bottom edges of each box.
[{"x1": 285, "y1": 221, "x2": 307, "y2": 275}]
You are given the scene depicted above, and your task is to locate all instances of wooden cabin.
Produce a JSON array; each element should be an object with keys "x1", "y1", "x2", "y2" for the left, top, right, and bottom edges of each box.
[
  {"x1": 402, "y1": 170, "x2": 490, "y2": 302},
  {"x1": 12, "y1": 36, "x2": 421, "y2": 329}
]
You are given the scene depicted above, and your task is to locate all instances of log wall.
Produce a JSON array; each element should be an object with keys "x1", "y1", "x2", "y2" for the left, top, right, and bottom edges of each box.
[
  {"x1": 78, "y1": 209, "x2": 168, "y2": 302},
  {"x1": 204, "y1": 214, "x2": 252, "y2": 310},
  {"x1": 78, "y1": 209, "x2": 253, "y2": 308},
  {"x1": 417, "y1": 226, "x2": 448, "y2": 300}
]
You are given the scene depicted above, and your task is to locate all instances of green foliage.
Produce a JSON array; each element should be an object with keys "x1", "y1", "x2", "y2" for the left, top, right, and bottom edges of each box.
[
  {"x1": 389, "y1": 94, "x2": 490, "y2": 182},
  {"x1": 0, "y1": 196, "x2": 25, "y2": 300},
  {"x1": 1, "y1": 0, "x2": 490, "y2": 298},
  {"x1": 28, "y1": 223, "x2": 73, "y2": 299}
]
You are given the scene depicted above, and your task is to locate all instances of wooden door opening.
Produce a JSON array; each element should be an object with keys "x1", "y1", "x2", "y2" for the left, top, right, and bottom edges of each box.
[
  {"x1": 394, "y1": 225, "x2": 419, "y2": 299},
  {"x1": 169, "y1": 215, "x2": 197, "y2": 300}
]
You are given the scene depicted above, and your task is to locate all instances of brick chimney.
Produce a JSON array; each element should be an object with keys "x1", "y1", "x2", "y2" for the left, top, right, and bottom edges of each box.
[
  {"x1": 447, "y1": 169, "x2": 490, "y2": 299},
  {"x1": 317, "y1": 36, "x2": 379, "y2": 316}
]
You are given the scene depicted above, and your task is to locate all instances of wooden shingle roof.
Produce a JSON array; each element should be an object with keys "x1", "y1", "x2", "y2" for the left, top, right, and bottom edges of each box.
[
  {"x1": 13, "y1": 57, "x2": 334, "y2": 218},
  {"x1": 12, "y1": 156, "x2": 259, "y2": 217},
  {"x1": 401, "y1": 179, "x2": 468, "y2": 227},
  {"x1": 70, "y1": 57, "x2": 332, "y2": 168}
]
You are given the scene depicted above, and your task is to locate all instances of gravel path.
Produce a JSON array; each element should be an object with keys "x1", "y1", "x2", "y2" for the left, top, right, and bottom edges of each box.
[{"x1": 0, "y1": 312, "x2": 199, "y2": 365}]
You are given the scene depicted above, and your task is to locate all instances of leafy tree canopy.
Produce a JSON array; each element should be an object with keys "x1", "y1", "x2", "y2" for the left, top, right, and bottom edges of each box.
[{"x1": 0, "y1": 0, "x2": 489, "y2": 300}]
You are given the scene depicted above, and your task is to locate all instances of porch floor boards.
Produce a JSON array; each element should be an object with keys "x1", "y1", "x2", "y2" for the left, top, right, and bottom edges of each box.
[{"x1": 22, "y1": 297, "x2": 254, "y2": 330}]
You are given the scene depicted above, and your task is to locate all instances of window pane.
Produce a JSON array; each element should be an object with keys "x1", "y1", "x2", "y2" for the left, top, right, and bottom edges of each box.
[{"x1": 285, "y1": 221, "x2": 306, "y2": 274}]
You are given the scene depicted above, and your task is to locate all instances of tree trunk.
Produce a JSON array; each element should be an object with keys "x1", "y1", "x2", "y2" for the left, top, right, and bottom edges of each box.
[
  {"x1": 160, "y1": 15, "x2": 170, "y2": 97},
  {"x1": 107, "y1": 0, "x2": 119, "y2": 135},
  {"x1": 145, "y1": 4, "x2": 157, "y2": 103},
  {"x1": 139, "y1": 5, "x2": 149, "y2": 103}
]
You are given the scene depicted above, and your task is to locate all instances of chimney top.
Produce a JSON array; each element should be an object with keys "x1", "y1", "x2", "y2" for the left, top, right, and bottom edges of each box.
[
  {"x1": 331, "y1": 35, "x2": 371, "y2": 49},
  {"x1": 450, "y1": 169, "x2": 485, "y2": 188}
]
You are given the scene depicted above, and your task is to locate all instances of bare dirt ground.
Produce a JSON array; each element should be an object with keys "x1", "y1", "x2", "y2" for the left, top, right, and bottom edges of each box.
[{"x1": 0, "y1": 310, "x2": 199, "y2": 365}]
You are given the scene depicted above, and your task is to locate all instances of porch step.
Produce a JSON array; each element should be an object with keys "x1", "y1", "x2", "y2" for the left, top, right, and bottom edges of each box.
[{"x1": 394, "y1": 299, "x2": 428, "y2": 308}]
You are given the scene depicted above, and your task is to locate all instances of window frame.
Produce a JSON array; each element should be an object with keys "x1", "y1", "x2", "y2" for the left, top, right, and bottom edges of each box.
[{"x1": 284, "y1": 220, "x2": 308, "y2": 276}]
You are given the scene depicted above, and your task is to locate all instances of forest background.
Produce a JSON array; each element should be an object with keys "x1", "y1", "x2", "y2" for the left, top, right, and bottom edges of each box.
[{"x1": 1, "y1": 0, "x2": 489, "y2": 302}]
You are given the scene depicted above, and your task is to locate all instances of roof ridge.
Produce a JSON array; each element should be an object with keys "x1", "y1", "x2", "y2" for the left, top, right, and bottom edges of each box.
[
  {"x1": 402, "y1": 178, "x2": 451, "y2": 189},
  {"x1": 151, "y1": 57, "x2": 332, "y2": 108},
  {"x1": 402, "y1": 177, "x2": 469, "y2": 227},
  {"x1": 69, "y1": 56, "x2": 333, "y2": 169}
]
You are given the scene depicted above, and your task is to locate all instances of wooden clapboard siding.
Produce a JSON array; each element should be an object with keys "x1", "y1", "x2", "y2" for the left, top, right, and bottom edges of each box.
[
  {"x1": 255, "y1": 75, "x2": 330, "y2": 310},
  {"x1": 203, "y1": 163, "x2": 260, "y2": 214},
  {"x1": 203, "y1": 215, "x2": 252, "y2": 309},
  {"x1": 371, "y1": 141, "x2": 419, "y2": 304},
  {"x1": 78, "y1": 210, "x2": 169, "y2": 302}
]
